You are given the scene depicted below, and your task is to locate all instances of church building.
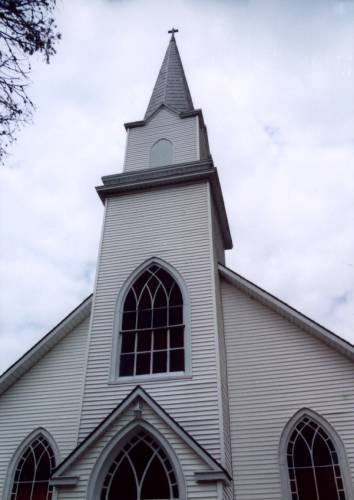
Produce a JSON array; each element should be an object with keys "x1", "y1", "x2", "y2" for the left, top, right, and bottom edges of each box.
[{"x1": 1, "y1": 31, "x2": 354, "y2": 500}]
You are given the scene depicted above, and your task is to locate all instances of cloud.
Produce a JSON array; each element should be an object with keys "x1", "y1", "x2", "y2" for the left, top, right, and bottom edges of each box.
[{"x1": 0, "y1": 0, "x2": 353, "y2": 372}]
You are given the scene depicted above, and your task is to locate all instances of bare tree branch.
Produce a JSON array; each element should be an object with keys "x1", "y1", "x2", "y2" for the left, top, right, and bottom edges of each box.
[{"x1": 0, "y1": 0, "x2": 61, "y2": 164}]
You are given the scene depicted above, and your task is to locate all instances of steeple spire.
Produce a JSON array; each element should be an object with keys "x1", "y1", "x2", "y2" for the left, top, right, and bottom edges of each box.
[{"x1": 144, "y1": 29, "x2": 194, "y2": 120}]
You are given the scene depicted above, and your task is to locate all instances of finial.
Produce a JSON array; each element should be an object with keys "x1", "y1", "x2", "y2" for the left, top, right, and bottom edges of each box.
[{"x1": 168, "y1": 27, "x2": 179, "y2": 40}]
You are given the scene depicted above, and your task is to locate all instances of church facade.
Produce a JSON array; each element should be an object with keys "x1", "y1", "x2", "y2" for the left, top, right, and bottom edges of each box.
[{"x1": 0, "y1": 33, "x2": 353, "y2": 500}]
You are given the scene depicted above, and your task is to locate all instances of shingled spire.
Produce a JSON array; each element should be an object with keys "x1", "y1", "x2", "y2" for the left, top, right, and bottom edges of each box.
[{"x1": 144, "y1": 29, "x2": 194, "y2": 120}]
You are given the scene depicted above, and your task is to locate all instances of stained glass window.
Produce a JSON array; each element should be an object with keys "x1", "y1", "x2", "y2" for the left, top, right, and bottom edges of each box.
[
  {"x1": 119, "y1": 265, "x2": 184, "y2": 377},
  {"x1": 11, "y1": 435, "x2": 55, "y2": 500},
  {"x1": 287, "y1": 416, "x2": 346, "y2": 500},
  {"x1": 101, "y1": 431, "x2": 179, "y2": 500}
]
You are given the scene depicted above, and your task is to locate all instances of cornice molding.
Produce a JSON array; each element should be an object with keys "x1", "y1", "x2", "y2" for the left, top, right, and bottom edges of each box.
[{"x1": 96, "y1": 160, "x2": 233, "y2": 249}]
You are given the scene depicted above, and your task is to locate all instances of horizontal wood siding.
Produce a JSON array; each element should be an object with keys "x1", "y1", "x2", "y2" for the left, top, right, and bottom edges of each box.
[
  {"x1": 221, "y1": 279, "x2": 354, "y2": 500},
  {"x1": 79, "y1": 181, "x2": 222, "y2": 462},
  {"x1": 58, "y1": 403, "x2": 219, "y2": 500},
  {"x1": 0, "y1": 316, "x2": 89, "y2": 497},
  {"x1": 124, "y1": 108, "x2": 198, "y2": 172}
]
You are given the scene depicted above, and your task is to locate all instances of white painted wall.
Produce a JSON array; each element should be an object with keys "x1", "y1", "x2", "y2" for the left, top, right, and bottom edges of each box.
[
  {"x1": 124, "y1": 108, "x2": 199, "y2": 172},
  {"x1": 221, "y1": 278, "x2": 354, "y2": 500},
  {"x1": 0, "y1": 316, "x2": 89, "y2": 498},
  {"x1": 79, "y1": 181, "x2": 225, "y2": 465}
]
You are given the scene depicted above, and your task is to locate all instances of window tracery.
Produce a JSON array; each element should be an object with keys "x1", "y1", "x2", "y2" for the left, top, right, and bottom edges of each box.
[
  {"x1": 10, "y1": 435, "x2": 55, "y2": 500},
  {"x1": 287, "y1": 416, "x2": 346, "y2": 500},
  {"x1": 100, "y1": 430, "x2": 179, "y2": 499},
  {"x1": 119, "y1": 264, "x2": 184, "y2": 377}
]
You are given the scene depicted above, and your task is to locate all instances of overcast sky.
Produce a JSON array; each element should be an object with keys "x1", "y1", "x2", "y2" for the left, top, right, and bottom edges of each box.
[{"x1": 0, "y1": 0, "x2": 353, "y2": 373}]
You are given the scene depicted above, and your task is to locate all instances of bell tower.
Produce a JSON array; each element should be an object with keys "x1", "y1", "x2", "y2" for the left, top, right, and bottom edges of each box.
[{"x1": 81, "y1": 30, "x2": 234, "y2": 499}]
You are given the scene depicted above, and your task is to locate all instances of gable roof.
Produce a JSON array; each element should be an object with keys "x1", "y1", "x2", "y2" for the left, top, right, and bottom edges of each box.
[
  {"x1": 0, "y1": 295, "x2": 92, "y2": 396},
  {"x1": 219, "y1": 264, "x2": 354, "y2": 362},
  {"x1": 53, "y1": 385, "x2": 231, "y2": 483},
  {"x1": 144, "y1": 33, "x2": 194, "y2": 120}
]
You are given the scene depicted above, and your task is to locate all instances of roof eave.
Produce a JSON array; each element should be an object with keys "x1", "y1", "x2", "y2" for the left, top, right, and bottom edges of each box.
[
  {"x1": 219, "y1": 264, "x2": 354, "y2": 361},
  {"x1": 124, "y1": 106, "x2": 203, "y2": 130},
  {"x1": 0, "y1": 295, "x2": 92, "y2": 396}
]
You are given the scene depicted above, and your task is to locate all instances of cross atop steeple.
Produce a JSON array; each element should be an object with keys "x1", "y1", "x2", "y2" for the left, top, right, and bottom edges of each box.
[{"x1": 168, "y1": 27, "x2": 179, "y2": 39}]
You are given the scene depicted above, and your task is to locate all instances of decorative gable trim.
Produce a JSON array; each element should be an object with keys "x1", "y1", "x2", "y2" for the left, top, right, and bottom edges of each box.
[
  {"x1": 219, "y1": 264, "x2": 354, "y2": 361},
  {"x1": 52, "y1": 386, "x2": 231, "y2": 483},
  {"x1": 124, "y1": 106, "x2": 205, "y2": 130},
  {"x1": 0, "y1": 295, "x2": 92, "y2": 395}
]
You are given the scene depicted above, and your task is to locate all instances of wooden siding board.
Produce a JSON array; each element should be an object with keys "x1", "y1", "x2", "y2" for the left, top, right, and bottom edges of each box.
[
  {"x1": 221, "y1": 278, "x2": 354, "y2": 500},
  {"x1": 0, "y1": 317, "x2": 89, "y2": 498},
  {"x1": 79, "y1": 181, "x2": 223, "y2": 464},
  {"x1": 124, "y1": 108, "x2": 199, "y2": 172}
]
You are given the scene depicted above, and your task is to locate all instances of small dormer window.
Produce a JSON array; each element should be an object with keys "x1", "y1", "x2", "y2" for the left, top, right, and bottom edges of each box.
[{"x1": 150, "y1": 139, "x2": 173, "y2": 167}]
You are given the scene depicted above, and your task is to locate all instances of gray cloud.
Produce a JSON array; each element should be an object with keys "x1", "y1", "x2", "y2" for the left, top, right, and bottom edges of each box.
[{"x1": 0, "y1": 0, "x2": 353, "y2": 372}]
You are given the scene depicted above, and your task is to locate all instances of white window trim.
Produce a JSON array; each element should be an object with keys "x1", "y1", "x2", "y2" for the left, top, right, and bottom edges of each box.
[
  {"x1": 3, "y1": 427, "x2": 60, "y2": 500},
  {"x1": 110, "y1": 257, "x2": 191, "y2": 383},
  {"x1": 86, "y1": 420, "x2": 186, "y2": 500},
  {"x1": 279, "y1": 408, "x2": 354, "y2": 500}
]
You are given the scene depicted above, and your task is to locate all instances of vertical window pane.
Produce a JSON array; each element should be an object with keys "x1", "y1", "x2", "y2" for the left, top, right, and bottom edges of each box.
[
  {"x1": 153, "y1": 351, "x2": 167, "y2": 373},
  {"x1": 170, "y1": 349, "x2": 184, "y2": 372},
  {"x1": 136, "y1": 353, "x2": 150, "y2": 375},
  {"x1": 169, "y1": 306, "x2": 183, "y2": 326},
  {"x1": 154, "y1": 329, "x2": 167, "y2": 350},
  {"x1": 153, "y1": 307, "x2": 167, "y2": 327},
  {"x1": 122, "y1": 312, "x2": 136, "y2": 331},
  {"x1": 121, "y1": 333, "x2": 135, "y2": 353},
  {"x1": 137, "y1": 332, "x2": 152, "y2": 352},
  {"x1": 119, "y1": 354, "x2": 134, "y2": 376},
  {"x1": 316, "y1": 466, "x2": 340, "y2": 499},
  {"x1": 170, "y1": 327, "x2": 184, "y2": 348},
  {"x1": 138, "y1": 309, "x2": 152, "y2": 329}
]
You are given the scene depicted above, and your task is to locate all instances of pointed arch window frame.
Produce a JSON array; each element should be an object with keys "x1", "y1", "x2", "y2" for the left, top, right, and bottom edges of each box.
[
  {"x1": 110, "y1": 258, "x2": 191, "y2": 383},
  {"x1": 279, "y1": 408, "x2": 354, "y2": 500},
  {"x1": 4, "y1": 427, "x2": 60, "y2": 500},
  {"x1": 87, "y1": 420, "x2": 187, "y2": 500},
  {"x1": 150, "y1": 137, "x2": 174, "y2": 168}
]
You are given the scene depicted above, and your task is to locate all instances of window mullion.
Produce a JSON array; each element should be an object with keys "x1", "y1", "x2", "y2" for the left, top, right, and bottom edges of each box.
[
  {"x1": 167, "y1": 328, "x2": 170, "y2": 372},
  {"x1": 150, "y1": 330, "x2": 154, "y2": 374},
  {"x1": 133, "y1": 333, "x2": 138, "y2": 376}
]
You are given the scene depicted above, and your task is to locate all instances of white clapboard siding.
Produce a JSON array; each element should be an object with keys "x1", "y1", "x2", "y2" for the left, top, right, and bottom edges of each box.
[
  {"x1": 124, "y1": 108, "x2": 199, "y2": 172},
  {"x1": 58, "y1": 403, "x2": 219, "y2": 500},
  {"x1": 221, "y1": 279, "x2": 354, "y2": 500},
  {"x1": 0, "y1": 316, "x2": 89, "y2": 497},
  {"x1": 79, "y1": 181, "x2": 223, "y2": 463}
]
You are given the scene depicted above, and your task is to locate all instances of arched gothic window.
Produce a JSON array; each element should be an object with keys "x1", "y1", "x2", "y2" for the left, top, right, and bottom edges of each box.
[
  {"x1": 100, "y1": 430, "x2": 179, "y2": 499},
  {"x1": 287, "y1": 416, "x2": 346, "y2": 500},
  {"x1": 150, "y1": 139, "x2": 173, "y2": 167},
  {"x1": 119, "y1": 264, "x2": 184, "y2": 377},
  {"x1": 10, "y1": 435, "x2": 56, "y2": 500}
]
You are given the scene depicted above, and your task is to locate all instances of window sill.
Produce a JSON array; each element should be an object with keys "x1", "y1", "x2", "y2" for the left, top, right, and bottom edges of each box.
[{"x1": 108, "y1": 371, "x2": 192, "y2": 385}]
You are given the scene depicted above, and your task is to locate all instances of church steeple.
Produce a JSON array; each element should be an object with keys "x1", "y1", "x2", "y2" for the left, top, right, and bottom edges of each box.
[{"x1": 144, "y1": 29, "x2": 194, "y2": 120}]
